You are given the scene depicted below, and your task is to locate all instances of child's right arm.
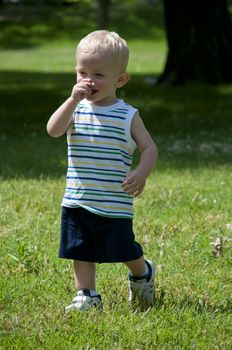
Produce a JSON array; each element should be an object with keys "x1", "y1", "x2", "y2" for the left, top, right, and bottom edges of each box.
[
  {"x1": 47, "y1": 80, "x2": 93, "y2": 137},
  {"x1": 47, "y1": 97, "x2": 77, "y2": 137}
]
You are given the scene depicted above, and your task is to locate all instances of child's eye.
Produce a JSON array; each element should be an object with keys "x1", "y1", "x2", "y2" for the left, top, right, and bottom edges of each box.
[
  {"x1": 95, "y1": 73, "x2": 104, "y2": 77},
  {"x1": 79, "y1": 71, "x2": 86, "y2": 76}
]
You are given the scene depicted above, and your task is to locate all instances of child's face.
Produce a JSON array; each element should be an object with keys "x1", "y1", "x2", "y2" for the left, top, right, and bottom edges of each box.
[{"x1": 76, "y1": 51, "x2": 127, "y2": 106}]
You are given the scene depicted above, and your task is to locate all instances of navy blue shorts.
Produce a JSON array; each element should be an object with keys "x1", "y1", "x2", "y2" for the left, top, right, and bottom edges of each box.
[{"x1": 59, "y1": 206, "x2": 143, "y2": 263}]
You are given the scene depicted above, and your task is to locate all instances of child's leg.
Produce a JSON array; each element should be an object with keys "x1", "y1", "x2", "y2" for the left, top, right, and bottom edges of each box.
[
  {"x1": 124, "y1": 256, "x2": 155, "y2": 309},
  {"x1": 124, "y1": 256, "x2": 147, "y2": 276},
  {"x1": 73, "y1": 260, "x2": 96, "y2": 290},
  {"x1": 66, "y1": 260, "x2": 102, "y2": 313}
]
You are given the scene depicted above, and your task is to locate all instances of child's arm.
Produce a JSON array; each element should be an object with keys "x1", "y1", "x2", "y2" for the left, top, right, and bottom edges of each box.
[
  {"x1": 47, "y1": 80, "x2": 93, "y2": 137},
  {"x1": 122, "y1": 112, "x2": 158, "y2": 196}
]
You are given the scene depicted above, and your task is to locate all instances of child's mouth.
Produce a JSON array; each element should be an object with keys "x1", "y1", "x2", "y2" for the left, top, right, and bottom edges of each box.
[{"x1": 90, "y1": 89, "x2": 98, "y2": 95}]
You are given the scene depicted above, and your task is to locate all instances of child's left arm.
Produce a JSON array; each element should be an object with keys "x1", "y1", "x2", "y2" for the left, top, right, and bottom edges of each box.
[{"x1": 122, "y1": 112, "x2": 158, "y2": 196}]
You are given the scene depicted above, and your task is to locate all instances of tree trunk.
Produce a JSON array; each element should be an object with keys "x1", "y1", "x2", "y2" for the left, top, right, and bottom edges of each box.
[
  {"x1": 158, "y1": 0, "x2": 232, "y2": 85},
  {"x1": 97, "y1": 0, "x2": 111, "y2": 29}
]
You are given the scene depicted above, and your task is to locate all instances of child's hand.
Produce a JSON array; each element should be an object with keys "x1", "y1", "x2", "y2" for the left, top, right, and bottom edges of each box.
[
  {"x1": 70, "y1": 79, "x2": 93, "y2": 102},
  {"x1": 122, "y1": 169, "x2": 146, "y2": 196}
]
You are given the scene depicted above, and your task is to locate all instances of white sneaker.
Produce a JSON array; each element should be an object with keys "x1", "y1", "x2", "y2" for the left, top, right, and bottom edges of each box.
[
  {"x1": 65, "y1": 289, "x2": 102, "y2": 313},
  {"x1": 128, "y1": 260, "x2": 155, "y2": 310}
]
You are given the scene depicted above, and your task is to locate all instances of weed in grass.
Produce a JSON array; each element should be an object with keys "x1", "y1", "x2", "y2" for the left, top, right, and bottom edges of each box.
[{"x1": 7, "y1": 237, "x2": 40, "y2": 273}]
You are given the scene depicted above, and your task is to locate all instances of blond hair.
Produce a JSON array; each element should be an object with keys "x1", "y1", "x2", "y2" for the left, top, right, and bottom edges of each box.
[{"x1": 77, "y1": 30, "x2": 129, "y2": 72}]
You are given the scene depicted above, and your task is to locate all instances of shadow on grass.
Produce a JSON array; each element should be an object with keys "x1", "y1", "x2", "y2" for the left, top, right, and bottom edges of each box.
[{"x1": 0, "y1": 70, "x2": 232, "y2": 179}]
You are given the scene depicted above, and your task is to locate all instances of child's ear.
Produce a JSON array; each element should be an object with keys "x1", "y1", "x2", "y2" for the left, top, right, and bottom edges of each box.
[
  {"x1": 117, "y1": 72, "x2": 130, "y2": 88},
  {"x1": 75, "y1": 66, "x2": 78, "y2": 73}
]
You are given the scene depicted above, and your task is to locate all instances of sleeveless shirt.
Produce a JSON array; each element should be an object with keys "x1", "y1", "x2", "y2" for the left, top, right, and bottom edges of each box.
[{"x1": 61, "y1": 99, "x2": 137, "y2": 219}]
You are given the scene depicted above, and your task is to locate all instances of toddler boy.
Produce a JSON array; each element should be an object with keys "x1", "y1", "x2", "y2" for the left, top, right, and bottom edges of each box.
[{"x1": 47, "y1": 30, "x2": 158, "y2": 312}]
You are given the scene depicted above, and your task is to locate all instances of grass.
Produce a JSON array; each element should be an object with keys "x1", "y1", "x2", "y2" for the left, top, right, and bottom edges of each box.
[{"x1": 1, "y1": 2, "x2": 232, "y2": 350}]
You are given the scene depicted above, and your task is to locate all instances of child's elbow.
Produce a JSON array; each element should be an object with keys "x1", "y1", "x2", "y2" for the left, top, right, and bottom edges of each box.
[
  {"x1": 46, "y1": 123, "x2": 62, "y2": 138},
  {"x1": 151, "y1": 142, "x2": 158, "y2": 162},
  {"x1": 46, "y1": 126, "x2": 56, "y2": 137}
]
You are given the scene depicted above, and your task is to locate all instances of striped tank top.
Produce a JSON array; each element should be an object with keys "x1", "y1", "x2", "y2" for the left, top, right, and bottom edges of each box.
[{"x1": 62, "y1": 99, "x2": 137, "y2": 219}]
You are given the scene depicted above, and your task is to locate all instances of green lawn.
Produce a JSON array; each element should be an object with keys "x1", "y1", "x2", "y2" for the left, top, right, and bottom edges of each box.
[{"x1": 0, "y1": 3, "x2": 232, "y2": 350}]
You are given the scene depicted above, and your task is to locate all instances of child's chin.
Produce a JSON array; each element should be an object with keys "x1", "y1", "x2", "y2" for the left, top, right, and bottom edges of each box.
[
  {"x1": 86, "y1": 95, "x2": 99, "y2": 102},
  {"x1": 86, "y1": 96, "x2": 95, "y2": 101}
]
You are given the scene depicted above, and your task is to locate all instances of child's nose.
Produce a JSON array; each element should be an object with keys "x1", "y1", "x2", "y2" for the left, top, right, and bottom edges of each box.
[
  {"x1": 86, "y1": 77, "x2": 95, "y2": 86},
  {"x1": 86, "y1": 77, "x2": 94, "y2": 83}
]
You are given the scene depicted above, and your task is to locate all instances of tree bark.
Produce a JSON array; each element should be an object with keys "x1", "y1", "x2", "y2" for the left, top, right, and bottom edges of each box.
[
  {"x1": 97, "y1": 0, "x2": 111, "y2": 29},
  {"x1": 158, "y1": 0, "x2": 232, "y2": 85}
]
